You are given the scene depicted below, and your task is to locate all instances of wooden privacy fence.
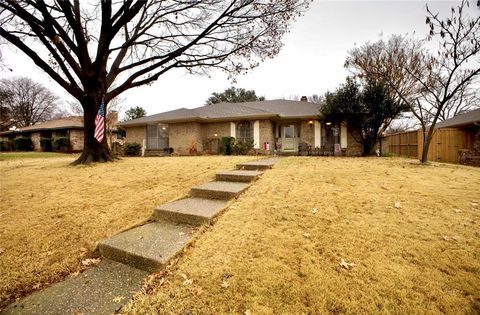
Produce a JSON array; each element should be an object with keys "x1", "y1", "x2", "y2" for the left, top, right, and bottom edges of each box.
[
  {"x1": 384, "y1": 130, "x2": 418, "y2": 158},
  {"x1": 383, "y1": 128, "x2": 468, "y2": 163}
]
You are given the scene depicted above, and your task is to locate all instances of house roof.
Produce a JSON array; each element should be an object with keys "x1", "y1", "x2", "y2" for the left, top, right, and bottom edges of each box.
[
  {"x1": 120, "y1": 100, "x2": 321, "y2": 126},
  {"x1": 0, "y1": 116, "x2": 83, "y2": 136},
  {"x1": 435, "y1": 108, "x2": 480, "y2": 129}
]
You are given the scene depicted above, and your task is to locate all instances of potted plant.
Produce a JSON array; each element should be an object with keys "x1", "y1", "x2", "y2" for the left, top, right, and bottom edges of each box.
[{"x1": 189, "y1": 139, "x2": 198, "y2": 155}]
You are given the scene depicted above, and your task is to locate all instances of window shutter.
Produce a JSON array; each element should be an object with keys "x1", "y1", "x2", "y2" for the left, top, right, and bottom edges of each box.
[
  {"x1": 230, "y1": 122, "x2": 236, "y2": 138},
  {"x1": 341, "y1": 122, "x2": 348, "y2": 148},
  {"x1": 314, "y1": 121, "x2": 321, "y2": 148},
  {"x1": 253, "y1": 120, "x2": 260, "y2": 149}
]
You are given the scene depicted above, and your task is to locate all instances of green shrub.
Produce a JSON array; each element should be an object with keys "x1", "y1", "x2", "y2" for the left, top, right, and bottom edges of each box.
[
  {"x1": 40, "y1": 138, "x2": 52, "y2": 152},
  {"x1": 116, "y1": 125, "x2": 126, "y2": 139},
  {"x1": 233, "y1": 139, "x2": 254, "y2": 155},
  {"x1": 381, "y1": 152, "x2": 398, "y2": 157},
  {"x1": 122, "y1": 142, "x2": 142, "y2": 156},
  {"x1": 0, "y1": 140, "x2": 13, "y2": 151},
  {"x1": 53, "y1": 137, "x2": 70, "y2": 151},
  {"x1": 13, "y1": 137, "x2": 34, "y2": 151},
  {"x1": 221, "y1": 136, "x2": 235, "y2": 155}
]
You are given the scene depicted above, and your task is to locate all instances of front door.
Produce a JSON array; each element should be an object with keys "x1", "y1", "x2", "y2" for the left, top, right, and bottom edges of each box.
[{"x1": 282, "y1": 124, "x2": 296, "y2": 151}]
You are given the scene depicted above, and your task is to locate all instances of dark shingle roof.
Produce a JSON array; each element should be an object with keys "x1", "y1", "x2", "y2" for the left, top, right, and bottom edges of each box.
[
  {"x1": 240, "y1": 100, "x2": 322, "y2": 118},
  {"x1": 193, "y1": 102, "x2": 272, "y2": 119},
  {"x1": 0, "y1": 117, "x2": 84, "y2": 136},
  {"x1": 435, "y1": 108, "x2": 480, "y2": 129},
  {"x1": 119, "y1": 100, "x2": 321, "y2": 126},
  {"x1": 120, "y1": 108, "x2": 197, "y2": 126}
]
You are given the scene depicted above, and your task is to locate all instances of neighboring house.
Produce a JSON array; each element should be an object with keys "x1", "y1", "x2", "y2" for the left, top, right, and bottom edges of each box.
[
  {"x1": 0, "y1": 112, "x2": 119, "y2": 152},
  {"x1": 382, "y1": 108, "x2": 480, "y2": 164},
  {"x1": 119, "y1": 100, "x2": 363, "y2": 156}
]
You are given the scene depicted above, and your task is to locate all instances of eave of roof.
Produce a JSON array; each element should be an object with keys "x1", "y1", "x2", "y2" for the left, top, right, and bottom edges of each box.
[
  {"x1": 434, "y1": 108, "x2": 480, "y2": 129},
  {"x1": 119, "y1": 100, "x2": 322, "y2": 127}
]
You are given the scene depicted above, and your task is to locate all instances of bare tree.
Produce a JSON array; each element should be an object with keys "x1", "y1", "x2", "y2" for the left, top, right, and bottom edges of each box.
[
  {"x1": 346, "y1": 1, "x2": 480, "y2": 163},
  {"x1": 0, "y1": 77, "x2": 60, "y2": 127},
  {"x1": 308, "y1": 94, "x2": 323, "y2": 104},
  {"x1": 0, "y1": 0, "x2": 309, "y2": 164},
  {"x1": 411, "y1": 0, "x2": 479, "y2": 162}
]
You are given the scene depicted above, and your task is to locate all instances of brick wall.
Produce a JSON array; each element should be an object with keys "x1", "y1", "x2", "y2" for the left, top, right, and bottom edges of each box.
[
  {"x1": 300, "y1": 120, "x2": 315, "y2": 146},
  {"x1": 257, "y1": 120, "x2": 274, "y2": 155},
  {"x1": 201, "y1": 122, "x2": 231, "y2": 139},
  {"x1": 169, "y1": 122, "x2": 203, "y2": 155},
  {"x1": 125, "y1": 126, "x2": 147, "y2": 145},
  {"x1": 200, "y1": 122, "x2": 230, "y2": 154},
  {"x1": 69, "y1": 129, "x2": 84, "y2": 151}
]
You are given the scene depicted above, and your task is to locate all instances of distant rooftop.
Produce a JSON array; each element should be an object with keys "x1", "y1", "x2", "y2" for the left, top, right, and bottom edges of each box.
[
  {"x1": 435, "y1": 108, "x2": 480, "y2": 129},
  {"x1": 120, "y1": 100, "x2": 321, "y2": 126},
  {"x1": 0, "y1": 116, "x2": 83, "y2": 135}
]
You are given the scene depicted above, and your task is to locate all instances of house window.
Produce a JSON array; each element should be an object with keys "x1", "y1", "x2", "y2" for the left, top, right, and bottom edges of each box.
[
  {"x1": 54, "y1": 130, "x2": 68, "y2": 138},
  {"x1": 236, "y1": 121, "x2": 252, "y2": 141}
]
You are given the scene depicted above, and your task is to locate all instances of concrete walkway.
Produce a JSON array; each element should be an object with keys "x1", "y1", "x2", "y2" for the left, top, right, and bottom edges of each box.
[{"x1": 2, "y1": 158, "x2": 280, "y2": 315}]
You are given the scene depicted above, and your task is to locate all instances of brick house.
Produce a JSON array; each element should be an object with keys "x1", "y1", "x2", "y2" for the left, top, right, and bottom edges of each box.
[
  {"x1": 119, "y1": 100, "x2": 362, "y2": 156},
  {"x1": 0, "y1": 113, "x2": 118, "y2": 152}
]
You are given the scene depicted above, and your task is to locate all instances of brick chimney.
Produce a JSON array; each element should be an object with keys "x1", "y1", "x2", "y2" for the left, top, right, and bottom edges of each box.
[
  {"x1": 300, "y1": 96, "x2": 308, "y2": 102},
  {"x1": 107, "y1": 110, "x2": 119, "y2": 129}
]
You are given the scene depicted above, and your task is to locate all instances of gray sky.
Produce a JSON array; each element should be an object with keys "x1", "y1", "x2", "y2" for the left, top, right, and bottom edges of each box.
[{"x1": 1, "y1": 1, "x2": 473, "y2": 117}]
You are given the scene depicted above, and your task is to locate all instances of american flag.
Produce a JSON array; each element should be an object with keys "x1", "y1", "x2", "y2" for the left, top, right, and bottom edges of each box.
[{"x1": 94, "y1": 100, "x2": 106, "y2": 143}]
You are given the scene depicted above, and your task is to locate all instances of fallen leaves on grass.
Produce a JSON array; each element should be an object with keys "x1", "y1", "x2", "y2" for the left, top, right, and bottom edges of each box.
[
  {"x1": 81, "y1": 258, "x2": 101, "y2": 266},
  {"x1": 79, "y1": 247, "x2": 88, "y2": 257},
  {"x1": 180, "y1": 273, "x2": 193, "y2": 286},
  {"x1": 220, "y1": 273, "x2": 232, "y2": 288},
  {"x1": 442, "y1": 235, "x2": 460, "y2": 242},
  {"x1": 113, "y1": 296, "x2": 125, "y2": 303},
  {"x1": 32, "y1": 283, "x2": 42, "y2": 290},
  {"x1": 339, "y1": 259, "x2": 356, "y2": 270}
]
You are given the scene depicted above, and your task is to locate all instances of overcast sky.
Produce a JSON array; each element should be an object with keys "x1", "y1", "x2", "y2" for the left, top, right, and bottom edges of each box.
[{"x1": 1, "y1": 1, "x2": 475, "y2": 118}]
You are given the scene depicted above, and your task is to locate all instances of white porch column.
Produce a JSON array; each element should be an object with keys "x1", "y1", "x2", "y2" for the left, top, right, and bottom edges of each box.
[
  {"x1": 253, "y1": 120, "x2": 260, "y2": 149},
  {"x1": 314, "y1": 121, "x2": 321, "y2": 148},
  {"x1": 230, "y1": 122, "x2": 236, "y2": 138},
  {"x1": 340, "y1": 122, "x2": 348, "y2": 148}
]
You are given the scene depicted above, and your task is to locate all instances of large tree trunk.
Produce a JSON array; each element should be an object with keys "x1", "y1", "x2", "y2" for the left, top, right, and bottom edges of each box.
[
  {"x1": 420, "y1": 129, "x2": 434, "y2": 164},
  {"x1": 362, "y1": 135, "x2": 377, "y2": 156},
  {"x1": 420, "y1": 111, "x2": 440, "y2": 164},
  {"x1": 72, "y1": 94, "x2": 113, "y2": 165}
]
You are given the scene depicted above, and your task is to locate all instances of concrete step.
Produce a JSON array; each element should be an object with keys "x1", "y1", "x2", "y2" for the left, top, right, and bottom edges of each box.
[
  {"x1": 236, "y1": 158, "x2": 280, "y2": 171},
  {"x1": 3, "y1": 259, "x2": 147, "y2": 315},
  {"x1": 153, "y1": 198, "x2": 227, "y2": 225},
  {"x1": 215, "y1": 170, "x2": 263, "y2": 183},
  {"x1": 190, "y1": 181, "x2": 250, "y2": 200},
  {"x1": 98, "y1": 222, "x2": 193, "y2": 272}
]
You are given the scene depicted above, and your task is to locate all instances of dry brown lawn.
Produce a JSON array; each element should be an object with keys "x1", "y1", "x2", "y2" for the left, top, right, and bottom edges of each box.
[
  {"x1": 0, "y1": 154, "x2": 255, "y2": 307},
  {"x1": 122, "y1": 157, "x2": 480, "y2": 314}
]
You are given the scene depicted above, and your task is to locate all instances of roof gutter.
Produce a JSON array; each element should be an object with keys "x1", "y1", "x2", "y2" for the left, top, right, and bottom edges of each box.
[{"x1": 119, "y1": 113, "x2": 278, "y2": 126}]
